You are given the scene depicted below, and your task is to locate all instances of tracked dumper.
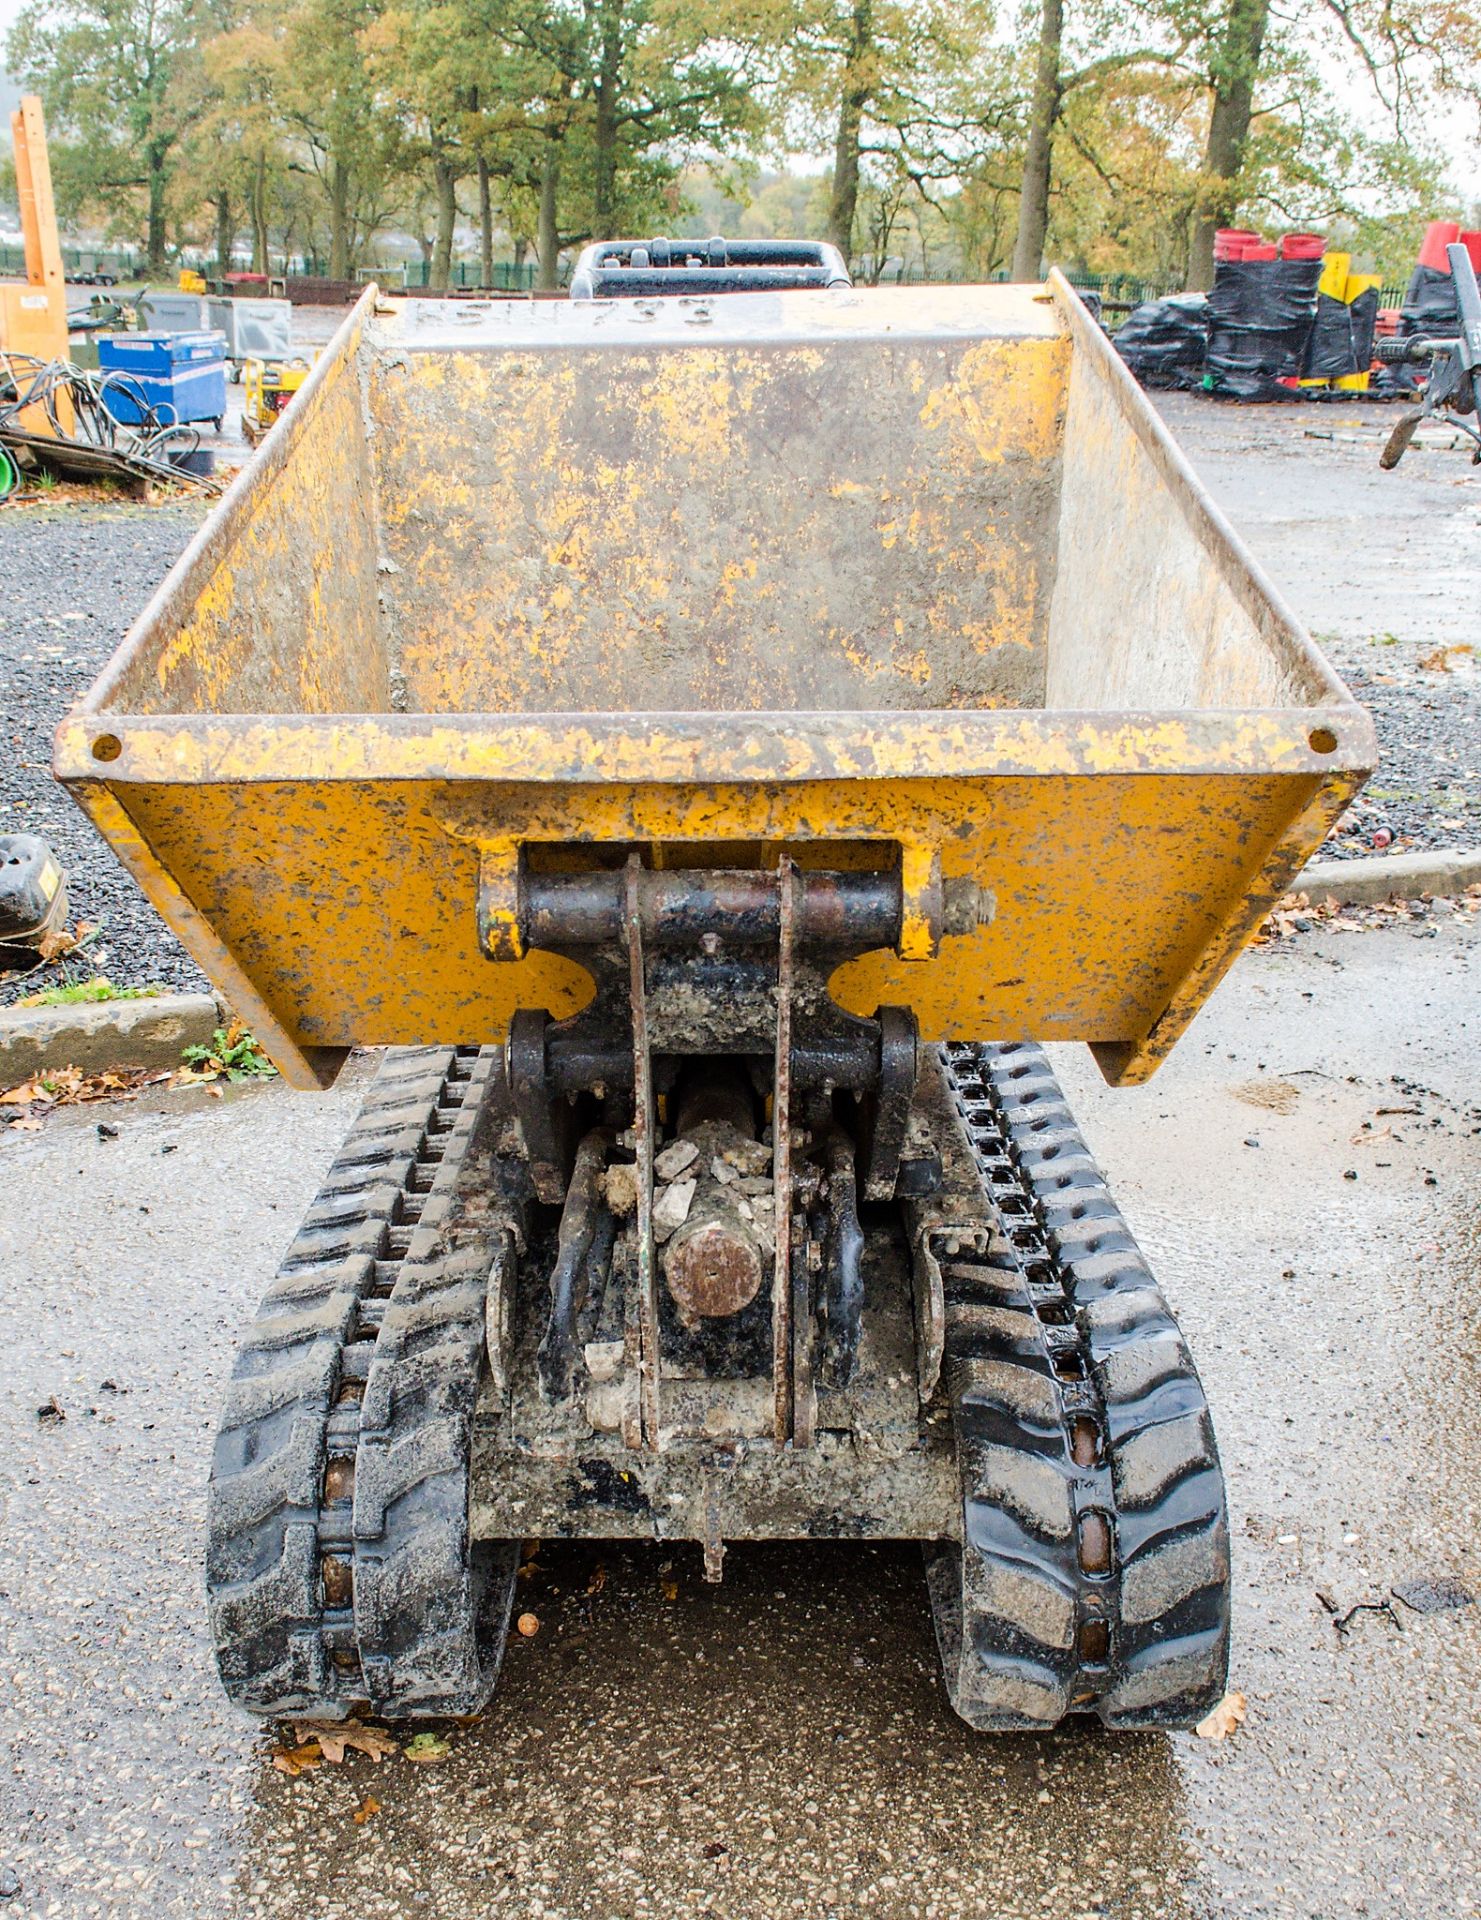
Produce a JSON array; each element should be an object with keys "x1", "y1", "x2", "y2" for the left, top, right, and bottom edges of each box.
[{"x1": 56, "y1": 247, "x2": 1375, "y2": 1733}]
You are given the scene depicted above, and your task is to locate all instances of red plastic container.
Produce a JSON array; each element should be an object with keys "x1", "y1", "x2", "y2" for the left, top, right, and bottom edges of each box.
[
  {"x1": 1462, "y1": 231, "x2": 1481, "y2": 273},
  {"x1": 1278, "y1": 233, "x2": 1325, "y2": 260},
  {"x1": 1417, "y1": 221, "x2": 1462, "y2": 272},
  {"x1": 1375, "y1": 307, "x2": 1401, "y2": 336},
  {"x1": 1244, "y1": 243, "x2": 1278, "y2": 262},
  {"x1": 1214, "y1": 228, "x2": 1262, "y2": 261}
]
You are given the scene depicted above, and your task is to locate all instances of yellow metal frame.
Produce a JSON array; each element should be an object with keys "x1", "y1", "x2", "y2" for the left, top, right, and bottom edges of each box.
[{"x1": 54, "y1": 277, "x2": 1376, "y2": 1093}]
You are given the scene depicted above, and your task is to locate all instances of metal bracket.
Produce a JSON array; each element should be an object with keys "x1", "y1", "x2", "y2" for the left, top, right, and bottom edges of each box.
[
  {"x1": 771, "y1": 854, "x2": 796, "y2": 1448},
  {"x1": 626, "y1": 856, "x2": 662, "y2": 1450},
  {"x1": 506, "y1": 1009, "x2": 574, "y2": 1204}
]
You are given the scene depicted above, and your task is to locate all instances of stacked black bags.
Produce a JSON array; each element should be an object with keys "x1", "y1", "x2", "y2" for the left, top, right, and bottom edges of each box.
[
  {"x1": 1113, "y1": 293, "x2": 1208, "y2": 387},
  {"x1": 1204, "y1": 257, "x2": 1323, "y2": 400},
  {"x1": 1304, "y1": 287, "x2": 1380, "y2": 380}
]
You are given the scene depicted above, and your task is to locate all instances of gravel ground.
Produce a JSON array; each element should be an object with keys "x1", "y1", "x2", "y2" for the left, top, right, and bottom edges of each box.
[
  {"x1": 1, "y1": 392, "x2": 1477, "y2": 1007},
  {"x1": 0, "y1": 503, "x2": 207, "y2": 1006},
  {"x1": 1152, "y1": 394, "x2": 1481, "y2": 862}
]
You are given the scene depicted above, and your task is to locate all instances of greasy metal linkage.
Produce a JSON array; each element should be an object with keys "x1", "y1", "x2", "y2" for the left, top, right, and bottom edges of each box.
[
  {"x1": 626, "y1": 856, "x2": 662, "y2": 1448},
  {"x1": 518, "y1": 866, "x2": 989, "y2": 954},
  {"x1": 536, "y1": 1127, "x2": 616, "y2": 1401},
  {"x1": 771, "y1": 854, "x2": 796, "y2": 1446}
]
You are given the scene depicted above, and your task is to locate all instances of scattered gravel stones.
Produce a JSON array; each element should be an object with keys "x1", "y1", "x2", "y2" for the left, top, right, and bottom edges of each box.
[
  {"x1": 1, "y1": 504, "x2": 208, "y2": 1008},
  {"x1": 1321, "y1": 650, "x2": 1480, "y2": 860}
]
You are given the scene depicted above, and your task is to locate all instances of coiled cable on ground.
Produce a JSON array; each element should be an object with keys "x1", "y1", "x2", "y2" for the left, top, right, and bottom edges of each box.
[{"x1": 0, "y1": 351, "x2": 215, "y2": 491}]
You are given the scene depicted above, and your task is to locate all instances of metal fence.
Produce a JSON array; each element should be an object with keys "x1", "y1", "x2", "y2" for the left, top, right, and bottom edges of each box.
[
  {"x1": 0, "y1": 239, "x2": 1414, "y2": 310},
  {"x1": 399, "y1": 260, "x2": 539, "y2": 292}
]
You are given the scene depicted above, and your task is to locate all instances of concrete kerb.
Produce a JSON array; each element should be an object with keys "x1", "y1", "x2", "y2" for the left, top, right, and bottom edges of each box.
[
  {"x1": 1294, "y1": 846, "x2": 1481, "y2": 910},
  {"x1": 0, "y1": 992, "x2": 224, "y2": 1085}
]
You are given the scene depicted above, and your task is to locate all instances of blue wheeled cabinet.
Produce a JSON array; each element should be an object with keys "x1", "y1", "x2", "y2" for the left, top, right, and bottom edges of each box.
[{"x1": 98, "y1": 330, "x2": 228, "y2": 430}]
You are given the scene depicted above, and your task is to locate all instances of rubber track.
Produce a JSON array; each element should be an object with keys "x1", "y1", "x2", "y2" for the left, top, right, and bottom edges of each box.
[
  {"x1": 206, "y1": 1046, "x2": 514, "y2": 1719},
  {"x1": 931, "y1": 1041, "x2": 1230, "y2": 1732}
]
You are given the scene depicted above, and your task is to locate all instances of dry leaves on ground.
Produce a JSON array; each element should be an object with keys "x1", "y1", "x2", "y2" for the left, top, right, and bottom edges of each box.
[
  {"x1": 352, "y1": 1795, "x2": 381, "y2": 1825},
  {"x1": 268, "y1": 1720, "x2": 399, "y2": 1775},
  {"x1": 1195, "y1": 1690, "x2": 1248, "y2": 1741},
  {"x1": 1, "y1": 1023, "x2": 282, "y2": 1131},
  {"x1": 1417, "y1": 644, "x2": 1476, "y2": 672},
  {"x1": 403, "y1": 1733, "x2": 451, "y2": 1765},
  {"x1": 1257, "y1": 885, "x2": 1481, "y2": 946},
  {"x1": 0, "y1": 1064, "x2": 174, "y2": 1130},
  {"x1": 292, "y1": 1721, "x2": 400, "y2": 1765},
  {"x1": 29, "y1": 920, "x2": 98, "y2": 967}
]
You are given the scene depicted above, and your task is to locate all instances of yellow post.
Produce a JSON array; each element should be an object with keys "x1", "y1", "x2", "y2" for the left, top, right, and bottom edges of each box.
[
  {"x1": 15, "y1": 94, "x2": 66, "y2": 294},
  {"x1": 1, "y1": 95, "x2": 74, "y2": 434}
]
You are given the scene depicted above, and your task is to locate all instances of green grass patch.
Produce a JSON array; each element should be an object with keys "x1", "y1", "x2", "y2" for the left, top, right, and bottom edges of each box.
[{"x1": 20, "y1": 977, "x2": 163, "y2": 1007}]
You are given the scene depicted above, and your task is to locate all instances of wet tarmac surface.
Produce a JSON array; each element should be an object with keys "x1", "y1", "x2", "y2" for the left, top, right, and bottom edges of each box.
[{"x1": 2, "y1": 916, "x2": 1478, "y2": 1919}]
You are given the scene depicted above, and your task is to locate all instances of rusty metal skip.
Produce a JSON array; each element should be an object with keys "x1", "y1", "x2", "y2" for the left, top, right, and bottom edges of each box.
[{"x1": 56, "y1": 235, "x2": 1375, "y2": 1733}]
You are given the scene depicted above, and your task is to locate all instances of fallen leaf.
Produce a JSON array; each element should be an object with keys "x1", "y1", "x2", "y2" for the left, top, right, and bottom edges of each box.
[
  {"x1": 270, "y1": 1741, "x2": 324, "y2": 1777},
  {"x1": 36, "y1": 1396, "x2": 64, "y2": 1423},
  {"x1": 660, "y1": 1577, "x2": 679, "y2": 1603},
  {"x1": 352, "y1": 1795, "x2": 381, "y2": 1825},
  {"x1": 403, "y1": 1733, "x2": 451, "y2": 1765},
  {"x1": 586, "y1": 1563, "x2": 607, "y2": 1597},
  {"x1": 516, "y1": 1612, "x2": 540, "y2": 1637},
  {"x1": 1417, "y1": 643, "x2": 1475, "y2": 672},
  {"x1": 293, "y1": 1720, "x2": 399, "y2": 1765},
  {"x1": 1195, "y1": 1690, "x2": 1247, "y2": 1741}
]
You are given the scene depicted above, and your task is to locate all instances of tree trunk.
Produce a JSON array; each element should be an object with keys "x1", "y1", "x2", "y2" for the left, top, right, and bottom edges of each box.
[
  {"x1": 213, "y1": 191, "x2": 233, "y2": 276},
  {"x1": 251, "y1": 152, "x2": 269, "y2": 274},
  {"x1": 826, "y1": 0, "x2": 872, "y2": 262},
  {"x1": 431, "y1": 152, "x2": 457, "y2": 290},
  {"x1": 1188, "y1": 0, "x2": 1271, "y2": 289},
  {"x1": 537, "y1": 143, "x2": 560, "y2": 290},
  {"x1": 1010, "y1": 0, "x2": 1063, "y2": 282},
  {"x1": 592, "y1": 0, "x2": 623, "y2": 240},
  {"x1": 328, "y1": 157, "x2": 351, "y2": 281},
  {"x1": 146, "y1": 147, "x2": 169, "y2": 274},
  {"x1": 478, "y1": 154, "x2": 493, "y2": 287},
  {"x1": 514, "y1": 234, "x2": 529, "y2": 270}
]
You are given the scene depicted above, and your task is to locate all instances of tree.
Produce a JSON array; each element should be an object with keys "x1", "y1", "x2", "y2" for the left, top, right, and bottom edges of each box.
[
  {"x1": 1009, "y1": 0, "x2": 1062, "y2": 278},
  {"x1": 770, "y1": 0, "x2": 1010, "y2": 267},
  {"x1": 261, "y1": 0, "x2": 411, "y2": 279},
  {"x1": 8, "y1": 0, "x2": 204, "y2": 271},
  {"x1": 1186, "y1": 0, "x2": 1269, "y2": 285}
]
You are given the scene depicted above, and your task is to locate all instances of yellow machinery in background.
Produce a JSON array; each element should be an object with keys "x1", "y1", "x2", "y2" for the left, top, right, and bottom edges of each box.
[
  {"x1": 241, "y1": 353, "x2": 312, "y2": 445},
  {"x1": 1, "y1": 95, "x2": 72, "y2": 435}
]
